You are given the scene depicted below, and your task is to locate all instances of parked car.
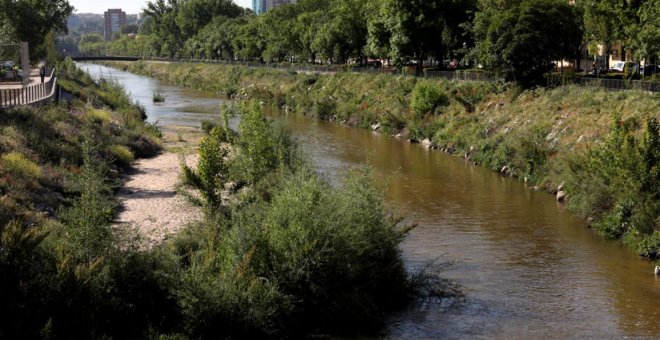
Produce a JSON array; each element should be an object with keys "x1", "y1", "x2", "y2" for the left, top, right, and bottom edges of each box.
[
  {"x1": 0, "y1": 61, "x2": 17, "y2": 80},
  {"x1": 608, "y1": 61, "x2": 637, "y2": 75},
  {"x1": 639, "y1": 64, "x2": 659, "y2": 77}
]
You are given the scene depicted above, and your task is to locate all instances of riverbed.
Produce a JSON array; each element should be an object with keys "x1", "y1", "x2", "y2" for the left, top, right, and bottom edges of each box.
[{"x1": 80, "y1": 63, "x2": 659, "y2": 338}]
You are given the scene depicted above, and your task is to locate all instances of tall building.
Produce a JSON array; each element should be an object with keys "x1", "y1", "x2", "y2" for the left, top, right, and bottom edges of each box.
[
  {"x1": 104, "y1": 9, "x2": 126, "y2": 41},
  {"x1": 262, "y1": 0, "x2": 296, "y2": 12},
  {"x1": 252, "y1": 0, "x2": 267, "y2": 14}
]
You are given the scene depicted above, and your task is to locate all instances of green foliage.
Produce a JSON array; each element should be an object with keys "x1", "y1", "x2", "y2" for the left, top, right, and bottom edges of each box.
[
  {"x1": 87, "y1": 108, "x2": 112, "y2": 124},
  {"x1": 0, "y1": 0, "x2": 73, "y2": 59},
  {"x1": 233, "y1": 101, "x2": 295, "y2": 184},
  {"x1": 568, "y1": 115, "x2": 659, "y2": 257},
  {"x1": 173, "y1": 166, "x2": 412, "y2": 337},
  {"x1": 59, "y1": 140, "x2": 115, "y2": 264},
  {"x1": 200, "y1": 120, "x2": 218, "y2": 134},
  {"x1": 0, "y1": 61, "x2": 183, "y2": 339},
  {"x1": 411, "y1": 82, "x2": 449, "y2": 117},
  {"x1": 472, "y1": 0, "x2": 582, "y2": 86},
  {"x1": 180, "y1": 126, "x2": 230, "y2": 211},
  {"x1": 108, "y1": 144, "x2": 135, "y2": 169},
  {"x1": 0, "y1": 151, "x2": 41, "y2": 181},
  {"x1": 367, "y1": 0, "x2": 476, "y2": 66},
  {"x1": 311, "y1": 96, "x2": 337, "y2": 120}
]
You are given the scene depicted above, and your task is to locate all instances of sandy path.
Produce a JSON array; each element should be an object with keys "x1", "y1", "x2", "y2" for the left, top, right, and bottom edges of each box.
[{"x1": 115, "y1": 128, "x2": 203, "y2": 246}]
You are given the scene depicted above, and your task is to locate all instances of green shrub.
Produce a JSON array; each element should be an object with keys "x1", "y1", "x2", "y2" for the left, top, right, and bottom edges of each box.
[
  {"x1": 87, "y1": 109, "x2": 112, "y2": 124},
  {"x1": 59, "y1": 142, "x2": 115, "y2": 263},
  {"x1": 636, "y1": 231, "x2": 660, "y2": 258},
  {"x1": 201, "y1": 120, "x2": 218, "y2": 134},
  {"x1": 108, "y1": 144, "x2": 134, "y2": 169},
  {"x1": 234, "y1": 101, "x2": 279, "y2": 184},
  {"x1": 311, "y1": 96, "x2": 337, "y2": 120},
  {"x1": 411, "y1": 82, "x2": 449, "y2": 117},
  {"x1": 128, "y1": 133, "x2": 161, "y2": 158},
  {"x1": 568, "y1": 115, "x2": 659, "y2": 257},
  {"x1": 180, "y1": 126, "x2": 229, "y2": 211},
  {"x1": 1, "y1": 151, "x2": 41, "y2": 180}
]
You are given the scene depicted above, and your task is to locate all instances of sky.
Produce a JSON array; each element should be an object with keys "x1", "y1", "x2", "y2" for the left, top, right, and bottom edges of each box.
[{"x1": 68, "y1": 0, "x2": 252, "y2": 14}]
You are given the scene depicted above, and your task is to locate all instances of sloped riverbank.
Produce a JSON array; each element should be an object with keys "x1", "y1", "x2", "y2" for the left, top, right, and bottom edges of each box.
[{"x1": 104, "y1": 60, "x2": 660, "y2": 259}]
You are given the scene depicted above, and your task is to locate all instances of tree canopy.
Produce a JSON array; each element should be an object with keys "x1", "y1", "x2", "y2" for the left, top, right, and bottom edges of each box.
[
  {"x1": 55, "y1": 0, "x2": 658, "y2": 85},
  {"x1": 0, "y1": 0, "x2": 73, "y2": 58},
  {"x1": 472, "y1": 0, "x2": 583, "y2": 85}
]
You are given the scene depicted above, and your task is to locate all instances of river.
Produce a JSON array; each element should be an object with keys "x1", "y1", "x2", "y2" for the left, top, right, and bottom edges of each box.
[{"x1": 80, "y1": 63, "x2": 659, "y2": 339}]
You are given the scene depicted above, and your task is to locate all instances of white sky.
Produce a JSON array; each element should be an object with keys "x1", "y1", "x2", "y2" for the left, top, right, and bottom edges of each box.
[{"x1": 68, "y1": 0, "x2": 252, "y2": 14}]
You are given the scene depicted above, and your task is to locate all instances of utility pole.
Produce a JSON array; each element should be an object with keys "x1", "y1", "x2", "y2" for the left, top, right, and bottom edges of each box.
[{"x1": 20, "y1": 42, "x2": 29, "y2": 86}]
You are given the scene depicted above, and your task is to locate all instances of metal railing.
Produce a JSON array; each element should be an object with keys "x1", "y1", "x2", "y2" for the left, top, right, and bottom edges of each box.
[
  {"x1": 0, "y1": 69, "x2": 57, "y2": 108},
  {"x1": 578, "y1": 77, "x2": 659, "y2": 92}
]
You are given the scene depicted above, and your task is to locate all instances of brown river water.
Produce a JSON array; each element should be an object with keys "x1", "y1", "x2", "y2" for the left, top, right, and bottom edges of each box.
[{"x1": 80, "y1": 63, "x2": 659, "y2": 339}]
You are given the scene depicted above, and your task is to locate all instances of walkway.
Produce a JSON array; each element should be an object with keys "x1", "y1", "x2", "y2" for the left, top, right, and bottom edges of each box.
[
  {"x1": 114, "y1": 127, "x2": 203, "y2": 247},
  {"x1": 0, "y1": 69, "x2": 56, "y2": 107}
]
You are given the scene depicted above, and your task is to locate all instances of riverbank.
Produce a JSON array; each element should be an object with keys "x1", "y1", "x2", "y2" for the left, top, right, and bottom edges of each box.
[
  {"x1": 0, "y1": 59, "x2": 166, "y2": 338},
  {"x1": 103, "y1": 60, "x2": 659, "y2": 259},
  {"x1": 115, "y1": 127, "x2": 202, "y2": 246}
]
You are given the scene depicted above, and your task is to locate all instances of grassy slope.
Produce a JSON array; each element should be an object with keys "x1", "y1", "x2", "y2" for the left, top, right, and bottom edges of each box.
[
  {"x1": 105, "y1": 60, "x2": 659, "y2": 258},
  {"x1": 0, "y1": 60, "x2": 166, "y2": 338}
]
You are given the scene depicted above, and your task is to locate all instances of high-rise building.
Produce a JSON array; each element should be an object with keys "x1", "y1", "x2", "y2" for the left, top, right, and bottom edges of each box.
[
  {"x1": 252, "y1": 0, "x2": 263, "y2": 14},
  {"x1": 104, "y1": 9, "x2": 127, "y2": 41},
  {"x1": 262, "y1": 0, "x2": 296, "y2": 13}
]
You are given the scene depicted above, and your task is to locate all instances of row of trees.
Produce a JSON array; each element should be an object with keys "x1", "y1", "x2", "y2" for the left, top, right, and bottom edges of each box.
[{"x1": 67, "y1": 0, "x2": 659, "y2": 86}]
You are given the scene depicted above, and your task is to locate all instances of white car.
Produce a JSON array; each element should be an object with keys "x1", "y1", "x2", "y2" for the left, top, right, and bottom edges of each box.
[{"x1": 608, "y1": 61, "x2": 636, "y2": 74}]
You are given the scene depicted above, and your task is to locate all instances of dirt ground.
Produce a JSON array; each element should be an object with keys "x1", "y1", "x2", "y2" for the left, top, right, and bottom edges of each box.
[{"x1": 114, "y1": 126, "x2": 204, "y2": 246}]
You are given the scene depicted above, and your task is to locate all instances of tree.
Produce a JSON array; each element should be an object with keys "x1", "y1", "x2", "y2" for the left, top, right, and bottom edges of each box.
[
  {"x1": 0, "y1": 0, "x2": 73, "y2": 58},
  {"x1": 578, "y1": 0, "x2": 650, "y2": 65},
  {"x1": 473, "y1": 0, "x2": 583, "y2": 86},
  {"x1": 633, "y1": 1, "x2": 659, "y2": 63},
  {"x1": 367, "y1": 0, "x2": 476, "y2": 70},
  {"x1": 120, "y1": 24, "x2": 139, "y2": 35}
]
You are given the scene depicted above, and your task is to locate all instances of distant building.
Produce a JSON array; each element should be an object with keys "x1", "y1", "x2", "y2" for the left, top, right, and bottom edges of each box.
[
  {"x1": 262, "y1": 0, "x2": 297, "y2": 13},
  {"x1": 104, "y1": 9, "x2": 126, "y2": 41},
  {"x1": 252, "y1": 0, "x2": 264, "y2": 14}
]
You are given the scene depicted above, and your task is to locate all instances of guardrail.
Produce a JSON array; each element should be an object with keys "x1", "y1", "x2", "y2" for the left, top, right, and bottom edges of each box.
[{"x1": 0, "y1": 69, "x2": 57, "y2": 108}]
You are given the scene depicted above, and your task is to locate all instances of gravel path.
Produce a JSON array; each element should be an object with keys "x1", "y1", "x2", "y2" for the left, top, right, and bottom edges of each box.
[{"x1": 115, "y1": 130, "x2": 202, "y2": 246}]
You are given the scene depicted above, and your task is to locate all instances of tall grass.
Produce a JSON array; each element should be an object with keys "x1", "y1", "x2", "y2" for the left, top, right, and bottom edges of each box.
[{"x1": 153, "y1": 91, "x2": 166, "y2": 103}]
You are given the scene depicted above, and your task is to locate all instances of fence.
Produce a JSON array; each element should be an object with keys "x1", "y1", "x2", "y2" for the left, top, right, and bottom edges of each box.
[
  {"x1": 0, "y1": 69, "x2": 57, "y2": 108},
  {"x1": 546, "y1": 72, "x2": 659, "y2": 92},
  {"x1": 578, "y1": 77, "x2": 659, "y2": 92}
]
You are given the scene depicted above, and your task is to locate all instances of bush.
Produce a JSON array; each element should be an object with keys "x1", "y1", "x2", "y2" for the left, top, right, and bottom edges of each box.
[
  {"x1": 108, "y1": 144, "x2": 135, "y2": 169},
  {"x1": 200, "y1": 120, "x2": 218, "y2": 134},
  {"x1": 311, "y1": 96, "x2": 337, "y2": 120},
  {"x1": 567, "y1": 115, "x2": 659, "y2": 257},
  {"x1": 87, "y1": 109, "x2": 112, "y2": 124},
  {"x1": 180, "y1": 126, "x2": 229, "y2": 211},
  {"x1": 1, "y1": 152, "x2": 41, "y2": 181},
  {"x1": 59, "y1": 142, "x2": 115, "y2": 263},
  {"x1": 411, "y1": 82, "x2": 449, "y2": 117}
]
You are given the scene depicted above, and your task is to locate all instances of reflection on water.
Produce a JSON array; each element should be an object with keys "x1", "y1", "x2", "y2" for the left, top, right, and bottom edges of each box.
[{"x1": 81, "y1": 63, "x2": 660, "y2": 338}]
